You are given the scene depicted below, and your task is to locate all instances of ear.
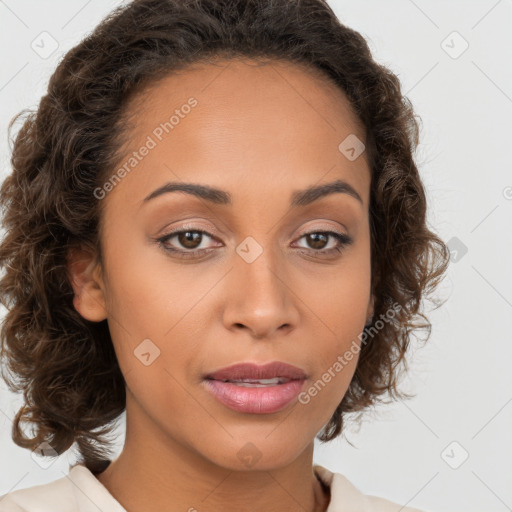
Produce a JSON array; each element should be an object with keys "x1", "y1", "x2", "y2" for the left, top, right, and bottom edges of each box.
[{"x1": 66, "y1": 246, "x2": 108, "y2": 322}]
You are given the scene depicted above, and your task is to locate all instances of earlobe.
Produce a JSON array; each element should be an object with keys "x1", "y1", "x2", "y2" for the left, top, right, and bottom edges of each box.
[{"x1": 66, "y1": 247, "x2": 108, "y2": 322}]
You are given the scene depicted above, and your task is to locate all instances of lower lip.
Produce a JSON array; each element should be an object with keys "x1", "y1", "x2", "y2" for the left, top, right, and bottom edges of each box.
[{"x1": 203, "y1": 379, "x2": 306, "y2": 414}]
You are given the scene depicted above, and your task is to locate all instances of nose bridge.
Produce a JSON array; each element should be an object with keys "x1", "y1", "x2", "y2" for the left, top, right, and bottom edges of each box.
[{"x1": 223, "y1": 235, "x2": 299, "y2": 336}]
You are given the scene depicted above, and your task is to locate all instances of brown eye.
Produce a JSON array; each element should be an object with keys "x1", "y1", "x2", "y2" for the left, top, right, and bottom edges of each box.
[
  {"x1": 294, "y1": 230, "x2": 353, "y2": 258},
  {"x1": 176, "y1": 231, "x2": 203, "y2": 249},
  {"x1": 304, "y1": 232, "x2": 329, "y2": 250},
  {"x1": 157, "y1": 227, "x2": 221, "y2": 259}
]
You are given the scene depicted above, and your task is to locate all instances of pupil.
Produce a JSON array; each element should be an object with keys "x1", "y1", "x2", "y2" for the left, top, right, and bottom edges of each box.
[
  {"x1": 308, "y1": 233, "x2": 327, "y2": 249},
  {"x1": 180, "y1": 231, "x2": 201, "y2": 249}
]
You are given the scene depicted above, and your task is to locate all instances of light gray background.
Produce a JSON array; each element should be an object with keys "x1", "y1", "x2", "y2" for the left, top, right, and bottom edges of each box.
[{"x1": 0, "y1": 1, "x2": 511, "y2": 512}]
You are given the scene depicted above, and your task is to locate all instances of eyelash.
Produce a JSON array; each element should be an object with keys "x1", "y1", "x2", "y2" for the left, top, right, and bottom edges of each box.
[{"x1": 156, "y1": 226, "x2": 353, "y2": 260}]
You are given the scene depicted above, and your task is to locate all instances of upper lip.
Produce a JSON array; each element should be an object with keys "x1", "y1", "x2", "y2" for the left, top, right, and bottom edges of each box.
[{"x1": 204, "y1": 361, "x2": 307, "y2": 381}]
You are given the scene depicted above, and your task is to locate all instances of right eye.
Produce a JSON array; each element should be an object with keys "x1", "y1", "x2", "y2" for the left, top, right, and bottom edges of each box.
[{"x1": 156, "y1": 227, "x2": 222, "y2": 259}]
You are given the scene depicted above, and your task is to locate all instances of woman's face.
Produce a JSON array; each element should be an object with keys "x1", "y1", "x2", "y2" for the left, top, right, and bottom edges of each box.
[{"x1": 74, "y1": 58, "x2": 373, "y2": 471}]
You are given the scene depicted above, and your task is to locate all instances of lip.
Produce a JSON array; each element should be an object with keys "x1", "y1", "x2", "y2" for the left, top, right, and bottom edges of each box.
[
  {"x1": 203, "y1": 361, "x2": 308, "y2": 414},
  {"x1": 203, "y1": 378, "x2": 307, "y2": 414},
  {"x1": 204, "y1": 361, "x2": 308, "y2": 381}
]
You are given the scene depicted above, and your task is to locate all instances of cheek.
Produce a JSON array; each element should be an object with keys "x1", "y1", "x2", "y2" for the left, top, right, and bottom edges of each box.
[
  {"x1": 299, "y1": 280, "x2": 367, "y2": 412},
  {"x1": 299, "y1": 246, "x2": 370, "y2": 393},
  {"x1": 101, "y1": 237, "x2": 219, "y2": 392},
  {"x1": 102, "y1": 226, "x2": 209, "y2": 331},
  {"x1": 297, "y1": 247, "x2": 371, "y2": 347}
]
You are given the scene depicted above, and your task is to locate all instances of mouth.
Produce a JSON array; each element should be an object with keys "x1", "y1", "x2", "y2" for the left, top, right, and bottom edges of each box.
[
  {"x1": 203, "y1": 361, "x2": 307, "y2": 414},
  {"x1": 208, "y1": 377, "x2": 293, "y2": 387}
]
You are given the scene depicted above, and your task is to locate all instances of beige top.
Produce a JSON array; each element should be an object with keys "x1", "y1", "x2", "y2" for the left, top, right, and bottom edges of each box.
[{"x1": 0, "y1": 463, "x2": 428, "y2": 512}]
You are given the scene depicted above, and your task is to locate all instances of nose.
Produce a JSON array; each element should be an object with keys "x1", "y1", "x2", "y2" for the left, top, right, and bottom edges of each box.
[{"x1": 221, "y1": 243, "x2": 300, "y2": 340}]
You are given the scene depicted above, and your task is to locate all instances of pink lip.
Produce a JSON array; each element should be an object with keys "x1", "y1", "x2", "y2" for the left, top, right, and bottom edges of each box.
[
  {"x1": 203, "y1": 361, "x2": 308, "y2": 414},
  {"x1": 203, "y1": 378, "x2": 306, "y2": 414},
  {"x1": 204, "y1": 361, "x2": 307, "y2": 381}
]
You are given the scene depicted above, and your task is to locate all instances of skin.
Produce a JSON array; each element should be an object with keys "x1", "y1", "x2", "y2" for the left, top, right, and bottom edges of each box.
[{"x1": 67, "y1": 57, "x2": 374, "y2": 512}]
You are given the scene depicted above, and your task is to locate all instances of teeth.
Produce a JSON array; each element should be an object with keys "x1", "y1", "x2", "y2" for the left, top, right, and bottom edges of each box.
[{"x1": 221, "y1": 377, "x2": 287, "y2": 386}]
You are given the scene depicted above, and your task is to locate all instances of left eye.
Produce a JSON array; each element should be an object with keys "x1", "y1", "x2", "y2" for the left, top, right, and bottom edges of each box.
[
  {"x1": 293, "y1": 231, "x2": 352, "y2": 252},
  {"x1": 156, "y1": 228, "x2": 353, "y2": 259}
]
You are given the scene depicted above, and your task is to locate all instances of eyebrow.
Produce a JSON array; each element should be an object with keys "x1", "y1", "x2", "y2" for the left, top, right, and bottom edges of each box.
[{"x1": 142, "y1": 178, "x2": 363, "y2": 207}]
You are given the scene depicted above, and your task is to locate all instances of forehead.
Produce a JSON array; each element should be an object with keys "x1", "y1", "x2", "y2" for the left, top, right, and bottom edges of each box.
[
  {"x1": 105, "y1": 57, "x2": 370, "y2": 214},
  {"x1": 130, "y1": 57, "x2": 366, "y2": 143}
]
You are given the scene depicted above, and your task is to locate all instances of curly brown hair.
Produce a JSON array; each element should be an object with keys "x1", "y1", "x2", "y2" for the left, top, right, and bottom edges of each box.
[{"x1": 0, "y1": 0, "x2": 449, "y2": 474}]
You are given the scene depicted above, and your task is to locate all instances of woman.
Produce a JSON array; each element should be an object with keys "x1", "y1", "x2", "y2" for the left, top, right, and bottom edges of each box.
[{"x1": 0, "y1": 0, "x2": 449, "y2": 511}]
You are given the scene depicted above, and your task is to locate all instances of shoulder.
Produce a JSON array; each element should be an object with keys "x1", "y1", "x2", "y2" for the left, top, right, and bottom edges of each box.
[
  {"x1": 0, "y1": 463, "x2": 124, "y2": 512},
  {"x1": 314, "y1": 464, "x2": 431, "y2": 512},
  {"x1": 0, "y1": 471, "x2": 73, "y2": 512}
]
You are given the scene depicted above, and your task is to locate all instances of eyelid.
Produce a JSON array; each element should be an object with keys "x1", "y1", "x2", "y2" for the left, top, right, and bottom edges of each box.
[
  {"x1": 157, "y1": 221, "x2": 223, "y2": 239},
  {"x1": 295, "y1": 222, "x2": 347, "y2": 237}
]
